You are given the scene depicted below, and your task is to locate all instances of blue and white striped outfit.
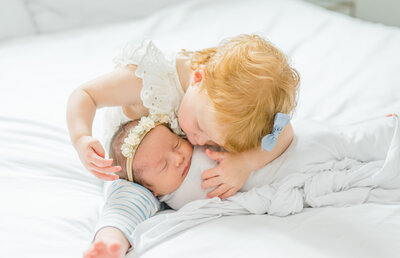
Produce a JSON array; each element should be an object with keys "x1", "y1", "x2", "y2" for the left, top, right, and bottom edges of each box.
[{"x1": 94, "y1": 180, "x2": 161, "y2": 247}]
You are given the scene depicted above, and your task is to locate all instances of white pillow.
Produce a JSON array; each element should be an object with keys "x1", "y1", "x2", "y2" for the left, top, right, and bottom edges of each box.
[
  {"x1": 0, "y1": 0, "x2": 35, "y2": 40},
  {"x1": 26, "y1": 0, "x2": 186, "y2": 33}
]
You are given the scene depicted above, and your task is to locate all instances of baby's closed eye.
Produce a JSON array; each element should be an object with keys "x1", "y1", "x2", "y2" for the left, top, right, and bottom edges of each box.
[{"x1": 174, "y1": 138, "x2": 180, "y2": 150}]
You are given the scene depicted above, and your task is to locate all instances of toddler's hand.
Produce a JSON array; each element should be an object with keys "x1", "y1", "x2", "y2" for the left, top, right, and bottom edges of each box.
[
  {"x1": 83, "y1": 241, "x2": 123, "y2": 258},
  {"x1": 201, "y1": 149, "x2": 252, "y2": 199},
  {"x1": 75, "y1": 136, "x2": 121, "y2": 180}
]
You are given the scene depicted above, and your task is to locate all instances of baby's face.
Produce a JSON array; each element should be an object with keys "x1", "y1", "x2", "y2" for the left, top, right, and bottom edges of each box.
[{"x1": 133, "y1": 125, "x2": 193, "y2": 196}]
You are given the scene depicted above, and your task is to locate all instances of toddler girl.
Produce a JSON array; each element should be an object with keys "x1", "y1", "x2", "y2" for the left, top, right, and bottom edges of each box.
[{"x1": 66, "y1": 34, "x2": 300, "y2": 199}]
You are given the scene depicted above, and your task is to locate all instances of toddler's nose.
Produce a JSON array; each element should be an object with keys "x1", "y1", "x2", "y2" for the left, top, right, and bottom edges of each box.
[
  {"x1": 194, "y1": 134, "x2": 206, "y2": 146},
  {"x1": 188, "y1": 134, "x2": 197, "y2": 145}
]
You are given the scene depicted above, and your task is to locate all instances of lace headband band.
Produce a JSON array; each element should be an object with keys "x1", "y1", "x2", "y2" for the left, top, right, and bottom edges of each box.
[{"x1": 121, "y1": 114, "x2": 170, "y2": 182}]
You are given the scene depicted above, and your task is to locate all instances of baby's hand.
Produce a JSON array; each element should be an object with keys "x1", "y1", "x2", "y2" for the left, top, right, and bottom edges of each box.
[
  {"x1": 83, "y1": 241, "x2": 122, "y2": 258},
  {"x1": 75, "y1": 136, "x2": 121, "y2": 180},
  {"x1": 201, "y1": 149, "x2": 252, "y2": 199}
]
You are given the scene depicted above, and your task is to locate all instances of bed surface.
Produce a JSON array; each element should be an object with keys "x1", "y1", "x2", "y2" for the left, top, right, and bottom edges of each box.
[{"x1": 1, "y1": 0, "x2": 400, "y2": 257}]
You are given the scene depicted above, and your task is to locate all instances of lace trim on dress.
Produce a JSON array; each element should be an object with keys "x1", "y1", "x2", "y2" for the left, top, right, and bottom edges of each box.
[{"x1": 113, "y1": 40, "x2": 185, "y2": 135}]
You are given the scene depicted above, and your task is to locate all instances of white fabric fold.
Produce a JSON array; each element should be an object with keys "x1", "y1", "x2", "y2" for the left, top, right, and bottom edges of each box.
[{"x1": 133, "y1": 116, "x2": 400, "y2": 253}]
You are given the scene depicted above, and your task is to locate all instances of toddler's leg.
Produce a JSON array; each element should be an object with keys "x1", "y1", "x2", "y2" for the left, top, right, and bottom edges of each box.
[
  {"x1": 332, "y1": 115, "x2": 398, "y2": 162},
  {"x1": 303, "y1": 115, "x2": 398, "y2": 162},
  {"x1": 289, "y1": 114, "x2": 399, "y2": 173}
]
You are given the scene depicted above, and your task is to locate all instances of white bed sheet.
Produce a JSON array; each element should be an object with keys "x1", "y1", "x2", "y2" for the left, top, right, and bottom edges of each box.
[
  {"x1": 130, "y1": 204, "x2": 400, "y2": 258},
  {"x1": 1, "y1": 0, "x2": 399, "y2": 257}
]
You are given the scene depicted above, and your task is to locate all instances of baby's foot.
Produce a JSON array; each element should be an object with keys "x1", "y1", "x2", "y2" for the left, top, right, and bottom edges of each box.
[
  {"x1": 83, "y1": 241, "x2": 122, "y2": 258},
  {"x1": 385, "y1": 114, "x2": 398, "y2": 118}
]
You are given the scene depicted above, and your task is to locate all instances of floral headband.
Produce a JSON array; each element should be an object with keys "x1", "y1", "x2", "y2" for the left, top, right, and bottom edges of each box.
[{"x1": 121, "y1": 113, "x2": 170, "y2": 182}]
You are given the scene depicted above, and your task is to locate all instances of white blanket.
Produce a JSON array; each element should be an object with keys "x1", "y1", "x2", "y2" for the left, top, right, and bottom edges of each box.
[{"x1": 133, "y1": 116, "x2": 400, "y2": 253}]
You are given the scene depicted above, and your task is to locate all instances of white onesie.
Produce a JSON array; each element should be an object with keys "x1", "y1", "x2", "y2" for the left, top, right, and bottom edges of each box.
[{"x1": 159, "y1": 145, "x2": 281, "y2": 210}]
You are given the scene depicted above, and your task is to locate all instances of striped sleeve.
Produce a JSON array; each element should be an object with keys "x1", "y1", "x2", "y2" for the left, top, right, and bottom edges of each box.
[{"x1": 94, "y1": 179, "x2": 160, "y2": 247}]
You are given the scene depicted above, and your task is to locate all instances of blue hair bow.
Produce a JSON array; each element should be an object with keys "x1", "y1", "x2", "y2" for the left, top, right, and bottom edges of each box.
[{"x1": 261, "y1": 113, "x2": 290, "y2": 152}]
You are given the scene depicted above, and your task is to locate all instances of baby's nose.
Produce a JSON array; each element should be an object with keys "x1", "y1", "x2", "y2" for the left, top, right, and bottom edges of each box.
[{"x1": 174, "y1": 153, "x2": 184, "y2": 167}]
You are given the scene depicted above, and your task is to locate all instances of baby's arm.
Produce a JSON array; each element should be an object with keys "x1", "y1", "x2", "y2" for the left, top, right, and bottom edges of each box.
[
  {"x1": 85, "y1": 180, "x2": 160, "y2": 257},
  {"x1": 202, "y1": 122, "x2": 294, "y2": 198},
  {"x1": 66, "y1": 65, "x2": 144, "y2": 179}
]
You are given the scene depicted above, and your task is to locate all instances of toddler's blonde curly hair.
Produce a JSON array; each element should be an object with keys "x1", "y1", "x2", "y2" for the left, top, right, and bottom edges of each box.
[{"x1": 188, "y1": 34, "x2": 300, "y2": 152}]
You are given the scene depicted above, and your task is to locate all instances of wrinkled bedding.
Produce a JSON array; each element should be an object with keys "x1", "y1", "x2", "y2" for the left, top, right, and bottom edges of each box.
[{"x1": 133, "y1": 116, "x2": 400, "y2": 253}]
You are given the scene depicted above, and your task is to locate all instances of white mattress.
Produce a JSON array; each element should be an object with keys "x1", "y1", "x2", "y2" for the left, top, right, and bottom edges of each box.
[{"x1": 1, "y1": 0, "x2": 399, "y2": 257}]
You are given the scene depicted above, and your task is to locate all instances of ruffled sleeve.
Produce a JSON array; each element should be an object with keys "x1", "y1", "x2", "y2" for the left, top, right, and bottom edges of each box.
[{"x1": 113, "y1": 40, "x2": 185, "y2": 136}]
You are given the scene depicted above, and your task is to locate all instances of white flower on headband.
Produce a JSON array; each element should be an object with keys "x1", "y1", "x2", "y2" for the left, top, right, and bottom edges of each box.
[
  {"x1": 120, "y1": 113, "x2": 170, "y2": 159},
  {"x1": 121, "y1": 144, "x2": 134, "y2": 158},
  {"x1": 134, "y1": 126, "x2": 146, "y2": 136},
  {"x1": 139, "y1": 117, "x2": 154, "y2": 130},
  {"x1": 124, "y1": 133, "x2": 139, "y2": 146}
]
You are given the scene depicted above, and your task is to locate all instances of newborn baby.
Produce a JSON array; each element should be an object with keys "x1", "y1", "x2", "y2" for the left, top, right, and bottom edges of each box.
[
  {"x1": 110, "y1": 118, "x2": 280, "y2": 210},
  {"x1": 85, "y1": 113, "x2": 286, "y2": 258}
]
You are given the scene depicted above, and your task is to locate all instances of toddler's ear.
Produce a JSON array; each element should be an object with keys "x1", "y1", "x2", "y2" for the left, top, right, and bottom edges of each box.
[
  {"x1": 193, "y1": 70, "x2": 202, "y2": 84},
  {"x1": 191, "y1": 65, "x2": 205, "y2": 87}
]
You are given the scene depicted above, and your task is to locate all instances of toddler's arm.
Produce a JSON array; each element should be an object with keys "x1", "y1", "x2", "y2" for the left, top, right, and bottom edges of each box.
[
  {"x1": 202, "y1": 122, "x2": 294, "y2": 198},
  {"x1": 243, "y1": 122, "x2": 294, "y2": 170},
  {"x1": 66, "y1": 66, "x2": 144, "y2": 179}
]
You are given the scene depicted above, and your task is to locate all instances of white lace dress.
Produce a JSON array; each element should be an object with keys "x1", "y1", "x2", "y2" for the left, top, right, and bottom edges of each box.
[{"x1": 101, "y1": 39, "x2": 186, "y2": 153}]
